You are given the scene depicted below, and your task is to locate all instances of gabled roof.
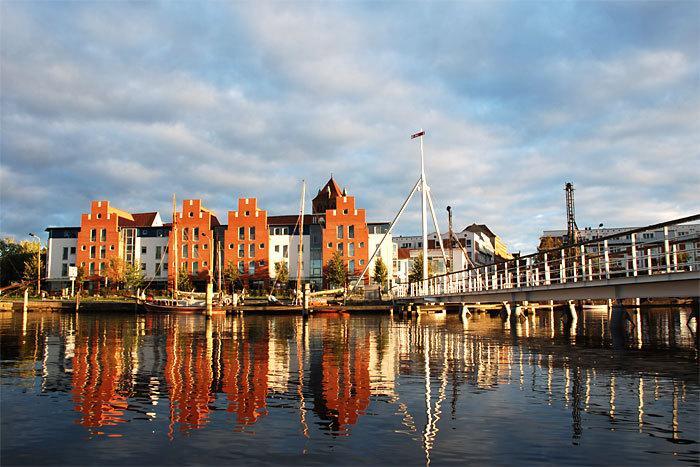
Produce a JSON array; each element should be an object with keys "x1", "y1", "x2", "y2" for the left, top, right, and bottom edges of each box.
[
  {"x1": 397, "y1": 248, "x2": 412, "y2": 260},
  {"x1": 119, "y1": 212, "x2": 159, "y2": 228},
  {"x1": 313, "y1": 176, "x2": 344, "y2": 201}
]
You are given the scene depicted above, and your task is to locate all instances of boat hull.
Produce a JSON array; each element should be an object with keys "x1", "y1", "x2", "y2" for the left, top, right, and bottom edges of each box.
[{"x1": 142, "y1": 302, "x2": 224, "y2": 314}]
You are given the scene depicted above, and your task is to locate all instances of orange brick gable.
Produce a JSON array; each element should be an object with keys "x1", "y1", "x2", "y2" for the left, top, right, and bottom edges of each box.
[
  {"x1": 321, "y1": 195, "x2": 369, "y2": 283},
  {"x1": 76, "y1": 201, "x2": 132, "y2": 278},
  {"x1": 224, "y1": 198, "x2": 269, "y2": 283},
  {"x1": 168, "y1": 199, "x2": 217, "y2": 285}
]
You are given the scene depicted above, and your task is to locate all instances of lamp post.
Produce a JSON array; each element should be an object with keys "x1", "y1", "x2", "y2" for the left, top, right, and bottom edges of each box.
[{"x1": 28, "y1": 233, "x2": 41, "y2": 296}]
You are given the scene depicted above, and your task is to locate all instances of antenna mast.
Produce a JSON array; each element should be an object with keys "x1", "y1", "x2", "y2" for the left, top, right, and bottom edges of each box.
[{"x1": 565, "y1": 182, "x2": 579, "y2": 245}]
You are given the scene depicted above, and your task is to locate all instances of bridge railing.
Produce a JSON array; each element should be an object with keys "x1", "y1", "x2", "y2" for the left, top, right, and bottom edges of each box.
[{"x1": 393, "y1": 214, "x2": 700, "y2": 298}]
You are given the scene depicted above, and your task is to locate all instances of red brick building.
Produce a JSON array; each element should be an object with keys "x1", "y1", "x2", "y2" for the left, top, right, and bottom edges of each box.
[
  {"x1": 76, "y1": 201, "x2": 133, "y2": 279},
  {"x1": 168, "y1": 199, "x2": 220, "y2": 287},
  {"x1": 224, "y1": 198, "x2": 269, "y2": 286},
  {"x1": 314, "y1": 178, "x2": 369, "y2": 281}
]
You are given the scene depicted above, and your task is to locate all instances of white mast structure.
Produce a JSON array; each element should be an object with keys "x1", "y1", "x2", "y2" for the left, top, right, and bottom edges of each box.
[
  {"x1": 294, "y1": 180, "x2": 306, "y2": 304},
  {"x1": 351, "y1": 130, "x2": 447, "y2": 293}
]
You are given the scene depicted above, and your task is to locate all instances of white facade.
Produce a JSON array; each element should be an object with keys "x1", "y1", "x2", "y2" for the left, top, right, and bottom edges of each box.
[
  {"x1": 393, "y1": 229, "x2": 496, "y2": 267},
  {"x1": 46, "y1": 235, "x2": 78, "y2": 285},
  {"x1": 135, "y1": 236, "x2": 169, "y2": 281},
  {"x1": 367, "y1": 232, "x2": 394, "y2": 284},
  {"x1": 268, "y1": 233, "x2": 293, "y2": 279}
]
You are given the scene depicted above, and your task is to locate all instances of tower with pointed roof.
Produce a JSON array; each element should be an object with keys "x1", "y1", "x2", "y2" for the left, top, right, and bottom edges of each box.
[{"x1": 312, "y1": 176, "x2": 344, "y2": 214}]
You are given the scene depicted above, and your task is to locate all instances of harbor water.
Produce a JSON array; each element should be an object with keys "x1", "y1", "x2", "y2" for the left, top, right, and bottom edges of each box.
[{"x1": 1, "y1": 308, "x2": 698, "y2": 465}]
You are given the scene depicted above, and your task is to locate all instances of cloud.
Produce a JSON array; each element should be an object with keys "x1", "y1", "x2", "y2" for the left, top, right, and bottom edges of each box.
[{"x1": 1, "y1": 1, "x2": 698, "y2": 254}]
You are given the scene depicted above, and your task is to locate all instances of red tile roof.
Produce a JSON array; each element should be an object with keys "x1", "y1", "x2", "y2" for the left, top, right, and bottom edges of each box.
[
  {"x1": 119, "y1": 212, "x2": 158, "y2": 227},
  {"x1": 398, "y1": 248, "x2": 412, "y2": 260}
]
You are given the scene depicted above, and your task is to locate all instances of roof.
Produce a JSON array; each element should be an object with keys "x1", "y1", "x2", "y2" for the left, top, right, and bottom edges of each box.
[
  {"x1": 45, "y1": 226, "x2": 80, "y2": 231},
  {"x1": 463, "y1": 223, "x2": 497, "y2": 239},
  {"x1": 397, "y1": 248, "x2": 412, "y2": 260},
  {"x1": 313, "y1": 176, "x2": 344, "y2": 201},
  {"x1": 119, "y1": 212, "x2": 159, "y2": 228},
  {"x1": 107, "y1": 205, "x2": 134, "y2": 221},
  {"x1": 268, "y1": 214, "x2": 317, "y2": 226}
]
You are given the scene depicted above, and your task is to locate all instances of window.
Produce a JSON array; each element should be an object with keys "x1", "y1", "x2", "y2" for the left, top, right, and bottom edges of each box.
[
  {"x1": 238, "y1": 227, "x2": 245, "y2": 240},
  {"x1": 141, "y1": 262, "x2": 146, "y2": 271},
  {"x1": 259, "y1": 260, "x2": 265, "y2": 266},
  {"x1": 245, "y1": 211, "x2": 250, "y2": 216},
  {"x1": 155, "y1": 246, "x2": 162, "y2": 260},
  {"x1": 283, "y1": 245, "x2": 288, "y2": 258},
  {"x1": 142, "y1": 246, "x2": 147, "y2": 255},
  {"x1": 337, "y1": 225, "x2": 344, "y2": 239},
  {"x1": 248, "y1": 261, "x2": 255, "y2": 275},
  {"x1": 343, "y1": 209, "x2": 349, "y2": 215},
  {"x1": 203, "y1": 261, "x2": 207, "y2": 267},
  {"x1": 348, "y1": 225, "x2": 354, "y2": 239},
  {"x1": 89, "y1": 263, "x2": 95, "y2": 274},
  {"x1": 96, "y1": 213, "x2": 101, "y2": 219},
  {"x1": 327, "y1": 242, "x2": 333, "y2": 248},
  {"x1": 90, "y1": 229, "x2": 96, "y2": 241},
  {"x1": 100, "y1": 246, "x2": 106, "y2": 259},
  {"x1": 193, "y1": 244, "x2": 199, "y2": 258},
  {"x1": 163, "y1": 262, "x2": 168, "y2": 271},
  {"x1": 249, "y1": 243, "x2": 255, "y2": 257},
  {"x1": 229, "y1": 243, "x2": 234, "y2": 249},
  {"x1": 193, "y1": 227, "x2": 199, "y2": 241},
  {"x1": 238, "y1": 261, "x2": 245, "y2": 274},
  {"x1": 63, "y1": 247, "x2": 68, "y2": 260},
  {"x1": 192, "y1": 262, "x2": 198, "y2": 273},
  {"x1": 61, "y1": 263, "x2": 68, "y2": 277},
  {"x1": 99, "y1": 262, "x2": 105, "y2": 273},
  {"x1": 81, "y1": 245, "x2": 86, "y2": 251},
  {"x1": 182, "y1": 245, "x2": 188, "y2": 258},
  {"x1": 275, "y1": 245, "x2": 280, "y2": 253},
  {"x1": 188, "y1": 211, "x2": 194, "y2": 218},
  {"x1": 359, "y1": 242, "x2": 365, "y2": 248},
  {"x1": 337, "y1": 242, "x2": 343, "y2": 253},
  {"x1": 348, "y1": 260, "x2": 355, "y2": 273},
  {"x1": 359, "y1": 259, "x2": 365, "y2": 266},
  {"x1": 155, "y1": 264, "x2": 162, "y2": 276},
  {"x1": 203, "y1": 244, "x2": 207, "y2": 250},
  {"x1": 81, "y1": 262, "x2": 85, "y2": 267},
  {"x1": 90, "y1": 246, "x2": 95, "y2": 259},
  {"x1": 164, "y1": 246, "x2": 168, "y2": 253},
  {"x1": 182, "y1": 228, "x2": 189, "y2": 241},
  {"x1": 100, "y1": 229, "x2": 107, "y2": 241},
  {"x1": 259, "y1": 243, "x2": 265, "y2": 249},
  {"x1": 250, "y1": 226, "x2": 256, "y2": 240},
  {"x1": 348, "y1": 243, "x2": 355, "y2": 257},
  {"x1": 238, "y1": 244, "x2": 244, "y2": 258},
  {"x1": 70, "y1": 247, "x2": 76, "y2": 255}
]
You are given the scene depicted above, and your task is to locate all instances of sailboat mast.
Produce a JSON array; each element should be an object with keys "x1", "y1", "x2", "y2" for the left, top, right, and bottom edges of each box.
[
  {"x1": 295, "y1": 180, "x2": 306, "y2": 302},
  {"x1": 172, "y1": 194, "x2": 178, "y2": 297}
]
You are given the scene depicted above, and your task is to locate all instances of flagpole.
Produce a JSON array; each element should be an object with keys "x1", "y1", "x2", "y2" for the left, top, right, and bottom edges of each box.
[{"x1": 419, "y1": 131, "x2": 428, "y2": 287}]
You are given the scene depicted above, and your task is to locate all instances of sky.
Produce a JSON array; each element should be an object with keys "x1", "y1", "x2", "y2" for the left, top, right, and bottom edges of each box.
[{"x1": 1, "y1": 1, "x2": 698, "y2": 252}]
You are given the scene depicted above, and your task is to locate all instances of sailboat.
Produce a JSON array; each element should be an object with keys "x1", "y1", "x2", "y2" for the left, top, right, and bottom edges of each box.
[{"x1": 143, "y1": 194, "x2": 224, "y2": 314}]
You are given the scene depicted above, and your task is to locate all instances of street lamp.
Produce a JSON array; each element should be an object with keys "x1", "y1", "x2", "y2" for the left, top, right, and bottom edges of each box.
[{"x1": 28, "y1": 233, "x2": 41, "y2": 297}]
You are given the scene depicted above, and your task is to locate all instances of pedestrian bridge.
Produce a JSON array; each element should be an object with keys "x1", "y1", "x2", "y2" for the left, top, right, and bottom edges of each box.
[{"x1": 392, "y1": 215, "x2": 700, "y2": 305}]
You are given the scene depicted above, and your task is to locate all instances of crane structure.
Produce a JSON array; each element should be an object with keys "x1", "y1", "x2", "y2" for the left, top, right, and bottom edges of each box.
[{"x1": 565, "y1": 182, "x2": 580, "y2": 245}]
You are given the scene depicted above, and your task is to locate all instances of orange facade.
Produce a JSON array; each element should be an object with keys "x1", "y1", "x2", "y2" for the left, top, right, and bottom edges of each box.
[
  {"x1": 224, "y1": 198, "x2": 269, "y2": 283},
  {"x1": 321, "y1": 195, "x2": 369, "y2": 280},
  {"x1": 76, "y1": 201, "x2": 132, "y2": 278},
  {"x1": 168, "y1": 199, "x2": 218, "y2": 284}
]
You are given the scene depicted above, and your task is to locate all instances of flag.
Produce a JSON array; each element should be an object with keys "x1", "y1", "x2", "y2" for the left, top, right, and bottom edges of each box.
[{"x1": 411, "y1": 130, "x2": 425, "y2": 139}]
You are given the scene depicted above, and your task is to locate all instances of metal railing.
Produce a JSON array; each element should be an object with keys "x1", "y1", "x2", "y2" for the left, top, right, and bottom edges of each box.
[{"x1": 393, "y1": 214, "x2": 700, "y2": 298}]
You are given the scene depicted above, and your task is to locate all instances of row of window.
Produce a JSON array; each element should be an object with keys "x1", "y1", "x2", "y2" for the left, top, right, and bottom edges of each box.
[
  {"x1": 227, "y1": 242, "x2": 265, "y2": 258},
  {"x1": 326, "y1": 241, "x2": 364, "y2": 255},
  {"x1": 62, "y1": 247, "x2": 76, "y2": 259},
  {"x1": 89, "y1": 229, "x2": 108, "y2": 242},
  {"x1": 235, "y1": 260, "x2": 266, "y2": 275},
  {"x1": 336, "y1": 225, "x2": 355, "y2": 239},
  {"x1": 236, "y1": 226, "x2": 257, "y2": 241}
]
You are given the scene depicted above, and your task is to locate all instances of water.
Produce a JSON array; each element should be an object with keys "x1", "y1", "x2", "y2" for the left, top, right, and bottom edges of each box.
[{"x1": 1, "y1": 308, "x2": 698, "y2": 465}]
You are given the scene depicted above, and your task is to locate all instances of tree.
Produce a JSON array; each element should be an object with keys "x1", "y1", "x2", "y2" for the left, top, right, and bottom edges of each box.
[
  {"x1": 274, "y1": 261, "x2": 289, "y2": 288},
  {"x1": 1, "y1": 237, "x2": 42, "y2": 287},
  {"x1": 373, "y1": 257, "x2": 388, "y2": 290},
  {"x1": 22, "y1": 252, "x2": 45, "y2": 294},
  {"x1": 124, "y1": 261, "x2": 144, "y2": 291},
  {"x1": 75, "y1": 266, "x2": 86, "y2": 291},
  {"x1": 323, "y1": 251, "x2": 347, "y2": 289},
  {"x1": 223, "y1": 260, "x2": 239, "y2": 293},
  {"x1": 409, "y1": 252, "x2": 434, "y2": 283},
  {"x1": 178, "y1": 265, "x2": 193, "y2": 292},
  {"x1": 105, "y1": 257, "x2": 125, "y2": 289}
]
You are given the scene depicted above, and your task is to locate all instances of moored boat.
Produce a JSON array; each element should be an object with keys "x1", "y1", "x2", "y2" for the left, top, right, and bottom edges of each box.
[{"x1": 143, "y1": 297, "x2": 225, "y2": 314}]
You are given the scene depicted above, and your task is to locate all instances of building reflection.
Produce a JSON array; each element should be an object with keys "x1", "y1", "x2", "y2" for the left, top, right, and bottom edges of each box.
[{"x1": 2, "y1": 307, "x2": 694, "y2": 454}]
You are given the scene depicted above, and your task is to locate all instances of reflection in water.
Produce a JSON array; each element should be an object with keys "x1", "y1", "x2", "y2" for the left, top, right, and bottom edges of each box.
[{"x1": 0, "y1": 308, "x2": 697, "y2": 465}]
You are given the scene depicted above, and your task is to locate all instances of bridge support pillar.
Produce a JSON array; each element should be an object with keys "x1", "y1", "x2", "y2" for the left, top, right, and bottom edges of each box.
[
  {"x1": 460, "y1": 303, "x2": 471, "y2": 319},
  {"x1": 610, "y1": 299, "x2": 634, "y2": 336},
  {"x1": 690, "y1": 297, "x2": 699, "y2": 325},
  {"x1": 564, "y1": 300, "x2": 578, "y2": 334},
  {"x1": 500, "y1": 302, "x2": 511, "y2": 320},
  {"x1": 513, "y1": 304, "x2": 525, "y2": 322}
]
